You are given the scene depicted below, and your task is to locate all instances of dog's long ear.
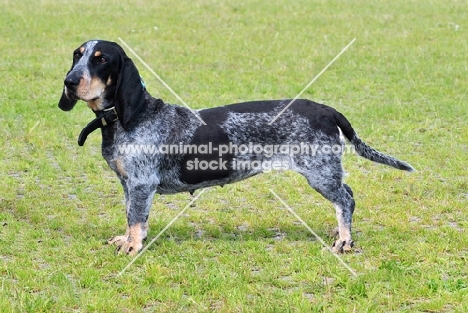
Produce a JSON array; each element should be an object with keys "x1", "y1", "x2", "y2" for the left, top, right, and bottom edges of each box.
[
  {"x1": 113, "y1": 55, "x2": 145, "y2": 130},
  {"x1": 58, "y1": 66, "x2": 78, "y2": 111}
]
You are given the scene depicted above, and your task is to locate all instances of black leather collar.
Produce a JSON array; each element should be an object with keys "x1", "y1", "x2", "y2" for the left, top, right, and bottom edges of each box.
[{"x1": 78, "y1": 106, "x2": 118, "y2": 146}]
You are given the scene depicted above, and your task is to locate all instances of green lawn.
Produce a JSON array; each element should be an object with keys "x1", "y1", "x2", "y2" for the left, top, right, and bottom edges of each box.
[{"x1": 1, "y1": 0, "x2": 467, "y2": 311}]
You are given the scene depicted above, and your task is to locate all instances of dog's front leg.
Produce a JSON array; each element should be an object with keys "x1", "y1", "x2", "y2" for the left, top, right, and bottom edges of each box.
[{"x1": 108, "y1": 181, "x2": 156, "y2": 256}]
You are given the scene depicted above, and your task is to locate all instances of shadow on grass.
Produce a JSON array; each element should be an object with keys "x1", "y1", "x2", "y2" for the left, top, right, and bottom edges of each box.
[{"x1": 136, "y1": 223, "x2": 335, "y2": 252}]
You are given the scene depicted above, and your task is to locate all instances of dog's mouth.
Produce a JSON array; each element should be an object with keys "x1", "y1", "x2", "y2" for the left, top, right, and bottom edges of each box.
[
  {"x1": 65, "y1": 86, "x2": 101, "y2": 102},
  {"x1": 64, "y1": 87, "x2": 79, "y2": 100}
]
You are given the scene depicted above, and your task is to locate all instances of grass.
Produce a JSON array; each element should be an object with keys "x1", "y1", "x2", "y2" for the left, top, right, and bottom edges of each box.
[{"x1": 1, "y1": 0, "x2": 467, "y2": 311}]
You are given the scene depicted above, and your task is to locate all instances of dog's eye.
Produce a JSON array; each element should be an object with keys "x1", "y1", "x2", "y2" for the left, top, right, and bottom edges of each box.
[
  {"x1": 98, "y1": 57, "x2": 107, "y2": 64},
  {"x1": 74, "y1": 52, "x2": 81, "y2": 59}
]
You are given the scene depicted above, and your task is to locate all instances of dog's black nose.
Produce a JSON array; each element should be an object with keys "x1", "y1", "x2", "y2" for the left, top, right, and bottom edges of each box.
[{"x1": 64, "y1": 75, "x2": 80, "y2": 88}]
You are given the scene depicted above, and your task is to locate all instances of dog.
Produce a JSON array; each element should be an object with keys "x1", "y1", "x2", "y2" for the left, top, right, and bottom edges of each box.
[{"x1": 58, "y1": 40, "x2": 414, "y2": 256}]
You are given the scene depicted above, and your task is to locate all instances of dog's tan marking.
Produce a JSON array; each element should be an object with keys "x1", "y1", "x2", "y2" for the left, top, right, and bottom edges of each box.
[
  {"x1": 94, "y1": 50, "x2": 102, "y2": 57},
  {"x1": 90, "y1": 77, "x2": 106, "y2": 96},
  {"x1": 106, "y1": 76, "x2": 112, "y2": 86},
  {"x1": 79, "y1": 75, "x2": 106, "y2": 111},
  {"x1": 86, "y1": 98, "x2": 104, "y2": 112},
  {"x1": 115, "y1": 158, "x2": 128, "y2": 178},
  {"x1": 86, "y1": 101, "x2": 98, "y2": 111},
  {"x1": 79, "y1": 46, "x2": 85, "y2": 53},
  {"x1": 129, "y1": 223, "x2": 147, "y2": 244}
]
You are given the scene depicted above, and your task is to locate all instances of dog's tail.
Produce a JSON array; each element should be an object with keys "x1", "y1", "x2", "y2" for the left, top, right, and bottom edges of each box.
[{"x1": 334, "y1": 110, "x2": 415, "y2": 172}]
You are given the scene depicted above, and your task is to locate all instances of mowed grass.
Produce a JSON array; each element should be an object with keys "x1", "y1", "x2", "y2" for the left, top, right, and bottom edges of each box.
[{"x1": 1, "y1": 0, "x2": 467, "y2": 311}]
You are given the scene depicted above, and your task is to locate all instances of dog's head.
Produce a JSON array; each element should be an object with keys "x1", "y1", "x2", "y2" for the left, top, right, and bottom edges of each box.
[{"x1": 58, "y1": 40, "x2": 145, "y2": 129}]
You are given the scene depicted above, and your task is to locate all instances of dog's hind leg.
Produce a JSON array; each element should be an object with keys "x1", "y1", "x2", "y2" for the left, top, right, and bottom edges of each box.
[
  {"x1": 330, "y1": 186, "x2": 355, "y2": 253},
  {"x1": 300, "y1": 168, "x2": 355, "y2": 253},
  {"x1": 319, "y1": 183, "x2": 355, "y2": 253}
]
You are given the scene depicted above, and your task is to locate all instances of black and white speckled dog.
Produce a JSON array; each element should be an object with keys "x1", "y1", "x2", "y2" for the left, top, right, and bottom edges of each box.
[{"x1": 58, "y1": 40, "x2": 414, "y2": 256}]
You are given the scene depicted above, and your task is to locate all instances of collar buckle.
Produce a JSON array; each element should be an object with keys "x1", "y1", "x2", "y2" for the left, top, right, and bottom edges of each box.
[
  {"x1": 101, "y1": 106, "x2": 118, "y2": 126},
  {"x1": 103, "y1": 106, "x2": 118, "y2": 123}
]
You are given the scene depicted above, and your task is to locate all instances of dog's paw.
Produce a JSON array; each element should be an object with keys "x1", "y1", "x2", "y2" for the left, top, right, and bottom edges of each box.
[
  {"x1": 108, "y1": 235, "x2": 142, "y2": 256},
  {"x1": 108, "y1": 235, "x2": 128, "y2": 246},
  {"x1": 331, "y1": 239, "x2": 354, "y2": 254}
]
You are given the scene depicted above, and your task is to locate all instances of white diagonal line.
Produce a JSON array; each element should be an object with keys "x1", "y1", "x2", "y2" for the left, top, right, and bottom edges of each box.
[
  {"x1": 268, "y1": 38, "x2": 356, "y2": 125},
  {"x1": 117, "y1": 188, "x2": 207, "y2": 277},
  {"x1": 269, "y1": 189, "x2": 357, "y2": 277},
  {"x1": 118, "y1": 37, "x2": 207, "y2": 125}
]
